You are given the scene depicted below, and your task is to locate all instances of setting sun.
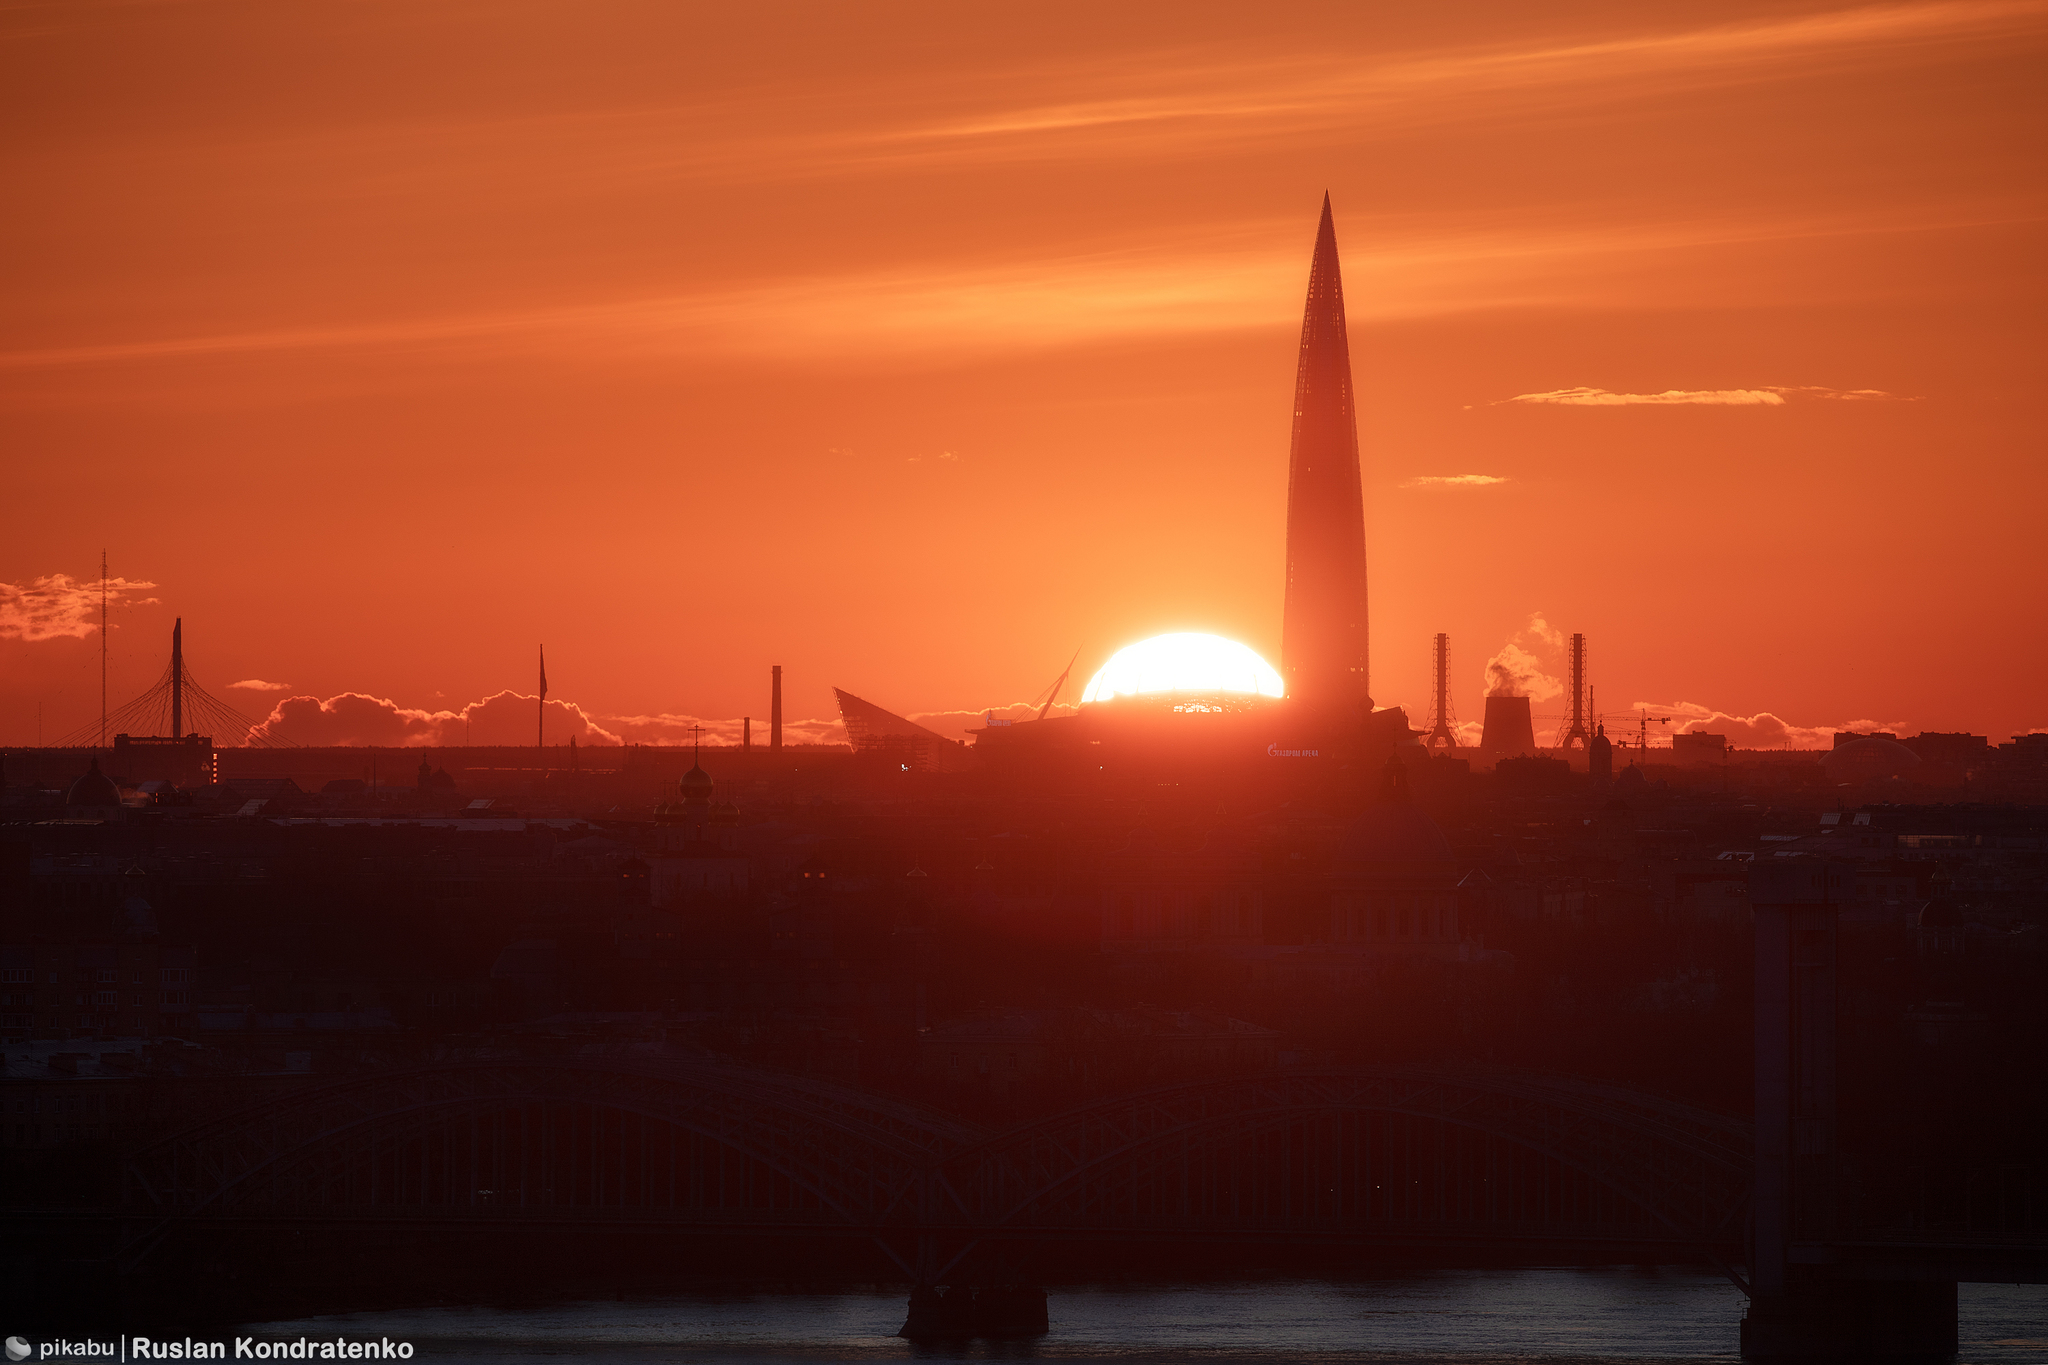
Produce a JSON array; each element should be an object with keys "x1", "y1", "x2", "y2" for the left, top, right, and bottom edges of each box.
[{"x1": 1080, "y1": 632, "x2": 1285, "y2": 703}]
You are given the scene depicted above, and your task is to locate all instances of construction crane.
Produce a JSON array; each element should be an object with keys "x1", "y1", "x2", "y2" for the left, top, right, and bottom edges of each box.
[{"x1": 1633, "y1": 706, "x2": 1673, "y2": 757}]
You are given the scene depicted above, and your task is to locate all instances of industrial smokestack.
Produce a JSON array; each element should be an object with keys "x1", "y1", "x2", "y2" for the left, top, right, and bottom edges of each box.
[
  {"x1": 771, "y1": 666, "x2": 783, "y2": 750},
  {"x1": 1481, "y1": 695, "x2": 1535, "y2": 758},
  {"x1": 171, "y1": 618, "x2": 183, "y2": 739},
  {"x1": 743, "y1": 717, "x2": 751, "y2": 753}
]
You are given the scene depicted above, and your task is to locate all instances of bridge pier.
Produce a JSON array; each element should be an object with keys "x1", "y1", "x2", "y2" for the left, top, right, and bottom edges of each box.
[
  {"x1": 897, "y1": 1282, "x2": 1049, "y2": 1340},
  {"x1": 1741, "y1": 1280, "x2": 1956, "y2": 1362},
  {"x1": 895, "y1": 1234, "x2": 1048, "y2": 1340},
  {"x1": 1745, "y1": 864, "x2": 1958, "y2": 1363},
  {"x1": 898, "y1": 1282, "x2": 973, "y2": 1339}
]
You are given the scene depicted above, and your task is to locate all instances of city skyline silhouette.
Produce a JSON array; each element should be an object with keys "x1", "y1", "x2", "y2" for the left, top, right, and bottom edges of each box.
[{"x1": 2, "y1": 2, "x2": 2043, "y2": 750}]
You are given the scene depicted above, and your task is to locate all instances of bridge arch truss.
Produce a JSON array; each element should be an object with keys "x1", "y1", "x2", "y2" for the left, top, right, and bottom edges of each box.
[
  {"x1": 932, "y1": 1068, "x2": 1751, "y2": 1257},
  {"x1": 124, "y1": 1061, "x2": 977, "y2": 1230},
  {"x1": 120, "y1": 1062, "x2": 1751, "y2": 1276}
]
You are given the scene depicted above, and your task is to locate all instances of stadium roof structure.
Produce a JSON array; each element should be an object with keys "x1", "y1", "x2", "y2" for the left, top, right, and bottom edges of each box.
[{"x1": 832, "y1": 688, "x2": 971, "y2": 773}]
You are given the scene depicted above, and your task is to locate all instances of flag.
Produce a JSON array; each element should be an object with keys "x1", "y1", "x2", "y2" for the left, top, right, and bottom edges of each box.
[{"x1": 539, "y1": 645, "x2": 547, "y2": 701}]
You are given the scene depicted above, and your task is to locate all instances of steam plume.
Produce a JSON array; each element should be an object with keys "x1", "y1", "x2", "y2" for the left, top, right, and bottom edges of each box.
[{"x1": 1484, "y1": 613, "x2": 1565, "y2": 700}]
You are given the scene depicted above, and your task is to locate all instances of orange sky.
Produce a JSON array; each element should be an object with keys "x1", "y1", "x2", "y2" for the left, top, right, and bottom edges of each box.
[{"x1": 3, "y1": 0, "x2": 2044, "y2": 749}]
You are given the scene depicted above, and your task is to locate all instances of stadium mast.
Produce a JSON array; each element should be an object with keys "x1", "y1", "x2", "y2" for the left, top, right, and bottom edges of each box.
[
  {"x1": 171, "y1": 617, "x2": 183, "y2": 738},
  {"x1": 1035, "y1": 647, "x2": 1083, "y2": 722}
]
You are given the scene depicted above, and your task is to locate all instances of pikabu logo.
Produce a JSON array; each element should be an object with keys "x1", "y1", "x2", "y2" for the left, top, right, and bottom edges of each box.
[
  {"x1": 8, "y1": 1339, "x2": 31, "y2": 1362},
  {"x1": 30, "y1": 1342, "x2": 116, "y2": 1360}
]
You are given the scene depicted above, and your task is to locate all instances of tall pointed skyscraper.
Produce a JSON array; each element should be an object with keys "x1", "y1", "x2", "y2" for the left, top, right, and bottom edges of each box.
[{"x1": 1281, "y1": 194, "x2": 1371, "y2": 716}]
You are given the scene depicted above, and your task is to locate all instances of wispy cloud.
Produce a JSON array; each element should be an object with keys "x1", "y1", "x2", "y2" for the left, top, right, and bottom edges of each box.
[
  {"x1": 1637, "y1": 700, "x2": 1910, "y2": 749},
  {"x1": 98, "y1": 1, "x2": 2039, "y2": 199},
  {"x1": 1506, "y1": 387, "x2": 1788, "y2": 406},
  {"x1": 862, "y1": 1, "x2": 2048, "y2": 171},
  {"x1": 226, "y1": 678, "x2": 291, "y2": 692},
  {"x1": 597, "y1": 711, "x2": 847, "y2": 748},
  {"x1": 247, "y1": 689, "x2": 626, "y2": 747},
  {"x1": 0, "y1": 572, "x2": 158, "y2": 641},
  {"x1": 1402, "y1": 473, "x2": 1510, "y2": 489},
  {"x1": 910, "y1": 702, "x2": 1082, "y2": 742},
  {"x1": 1499, "y1": 385, "x2": 1914, "y2": 406},
  {"x1": 4, "y1": 5, "x2": 2040, "y2": 380},
  {"x1": 239, "y1": 690, "x2": 1090, "y2": 748},
  {"x1": 3, "y1": 205, "x2": 1992, "y2": 378},
  {"x1": 0, "y1": 245, "x2": 1300, "y2": 371},
  {"x1": 1770, "y1": 386, "x2": 1918, "y2": 401}
]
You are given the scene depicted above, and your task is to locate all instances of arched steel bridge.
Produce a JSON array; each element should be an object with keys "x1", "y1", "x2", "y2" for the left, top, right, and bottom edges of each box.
[{"x1": 119, "y1": 1060, "x2": 1752, "y2": 1283}]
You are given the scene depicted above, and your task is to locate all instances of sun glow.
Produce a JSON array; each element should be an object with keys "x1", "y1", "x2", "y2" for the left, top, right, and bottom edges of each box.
[{"x1": 1080, "y1": 633, "x2": 1285, "y2": 704}]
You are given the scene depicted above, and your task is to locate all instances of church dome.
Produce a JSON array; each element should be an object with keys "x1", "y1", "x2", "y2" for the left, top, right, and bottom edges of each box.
[
  {"x1": 66, "y1": 756, "x2": 121, "y2": 808},
  {"x1": 1822, "y1": 737, "x2": 1920, "y2": 784},
  {"x1": 675, "y1": 765, "x2": 716, "y2": 806},
  {"x1": 1917, "y1": 897, "x2": 1958, "y2": 929},
  {"x1": 1337, "y1": 803, "x2": 1453, "y2": 864}
]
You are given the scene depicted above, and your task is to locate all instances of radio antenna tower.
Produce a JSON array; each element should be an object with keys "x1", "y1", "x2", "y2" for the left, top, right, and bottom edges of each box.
[
  {"x1": 100, "y1": 549, "x2": 109, "y2": 751},
  {"x1": 1562, "y1": 633, "x2": 1591, "y2": 751},
  {"x1": 1423, "y1": 633, "x2": 1460, "y2": 749}
]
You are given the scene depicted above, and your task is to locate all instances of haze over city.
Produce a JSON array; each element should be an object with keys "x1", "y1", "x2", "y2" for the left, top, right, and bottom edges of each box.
[
  {"x1": 5, "y1": 0, "x2": 2044, "y2": 749},
  {"x1": 7, "y1": 3, "x2": 2048, "y2": 1360}
]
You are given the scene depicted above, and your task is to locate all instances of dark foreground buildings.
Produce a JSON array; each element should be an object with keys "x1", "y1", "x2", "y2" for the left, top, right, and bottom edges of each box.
[{"x1": 2, "y1": 732, "x2": 2042, "y2": 1355}]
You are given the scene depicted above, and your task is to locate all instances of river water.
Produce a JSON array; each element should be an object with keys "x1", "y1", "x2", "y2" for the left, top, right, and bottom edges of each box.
[{"x1": 249, "y1": 1270, "x2": 2045, "y2": 1363}]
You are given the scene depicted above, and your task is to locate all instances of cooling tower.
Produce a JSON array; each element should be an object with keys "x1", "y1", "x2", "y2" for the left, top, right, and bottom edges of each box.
[{"x1": 1481, "y1": 695, "x2": 1536, "y2": 757}]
